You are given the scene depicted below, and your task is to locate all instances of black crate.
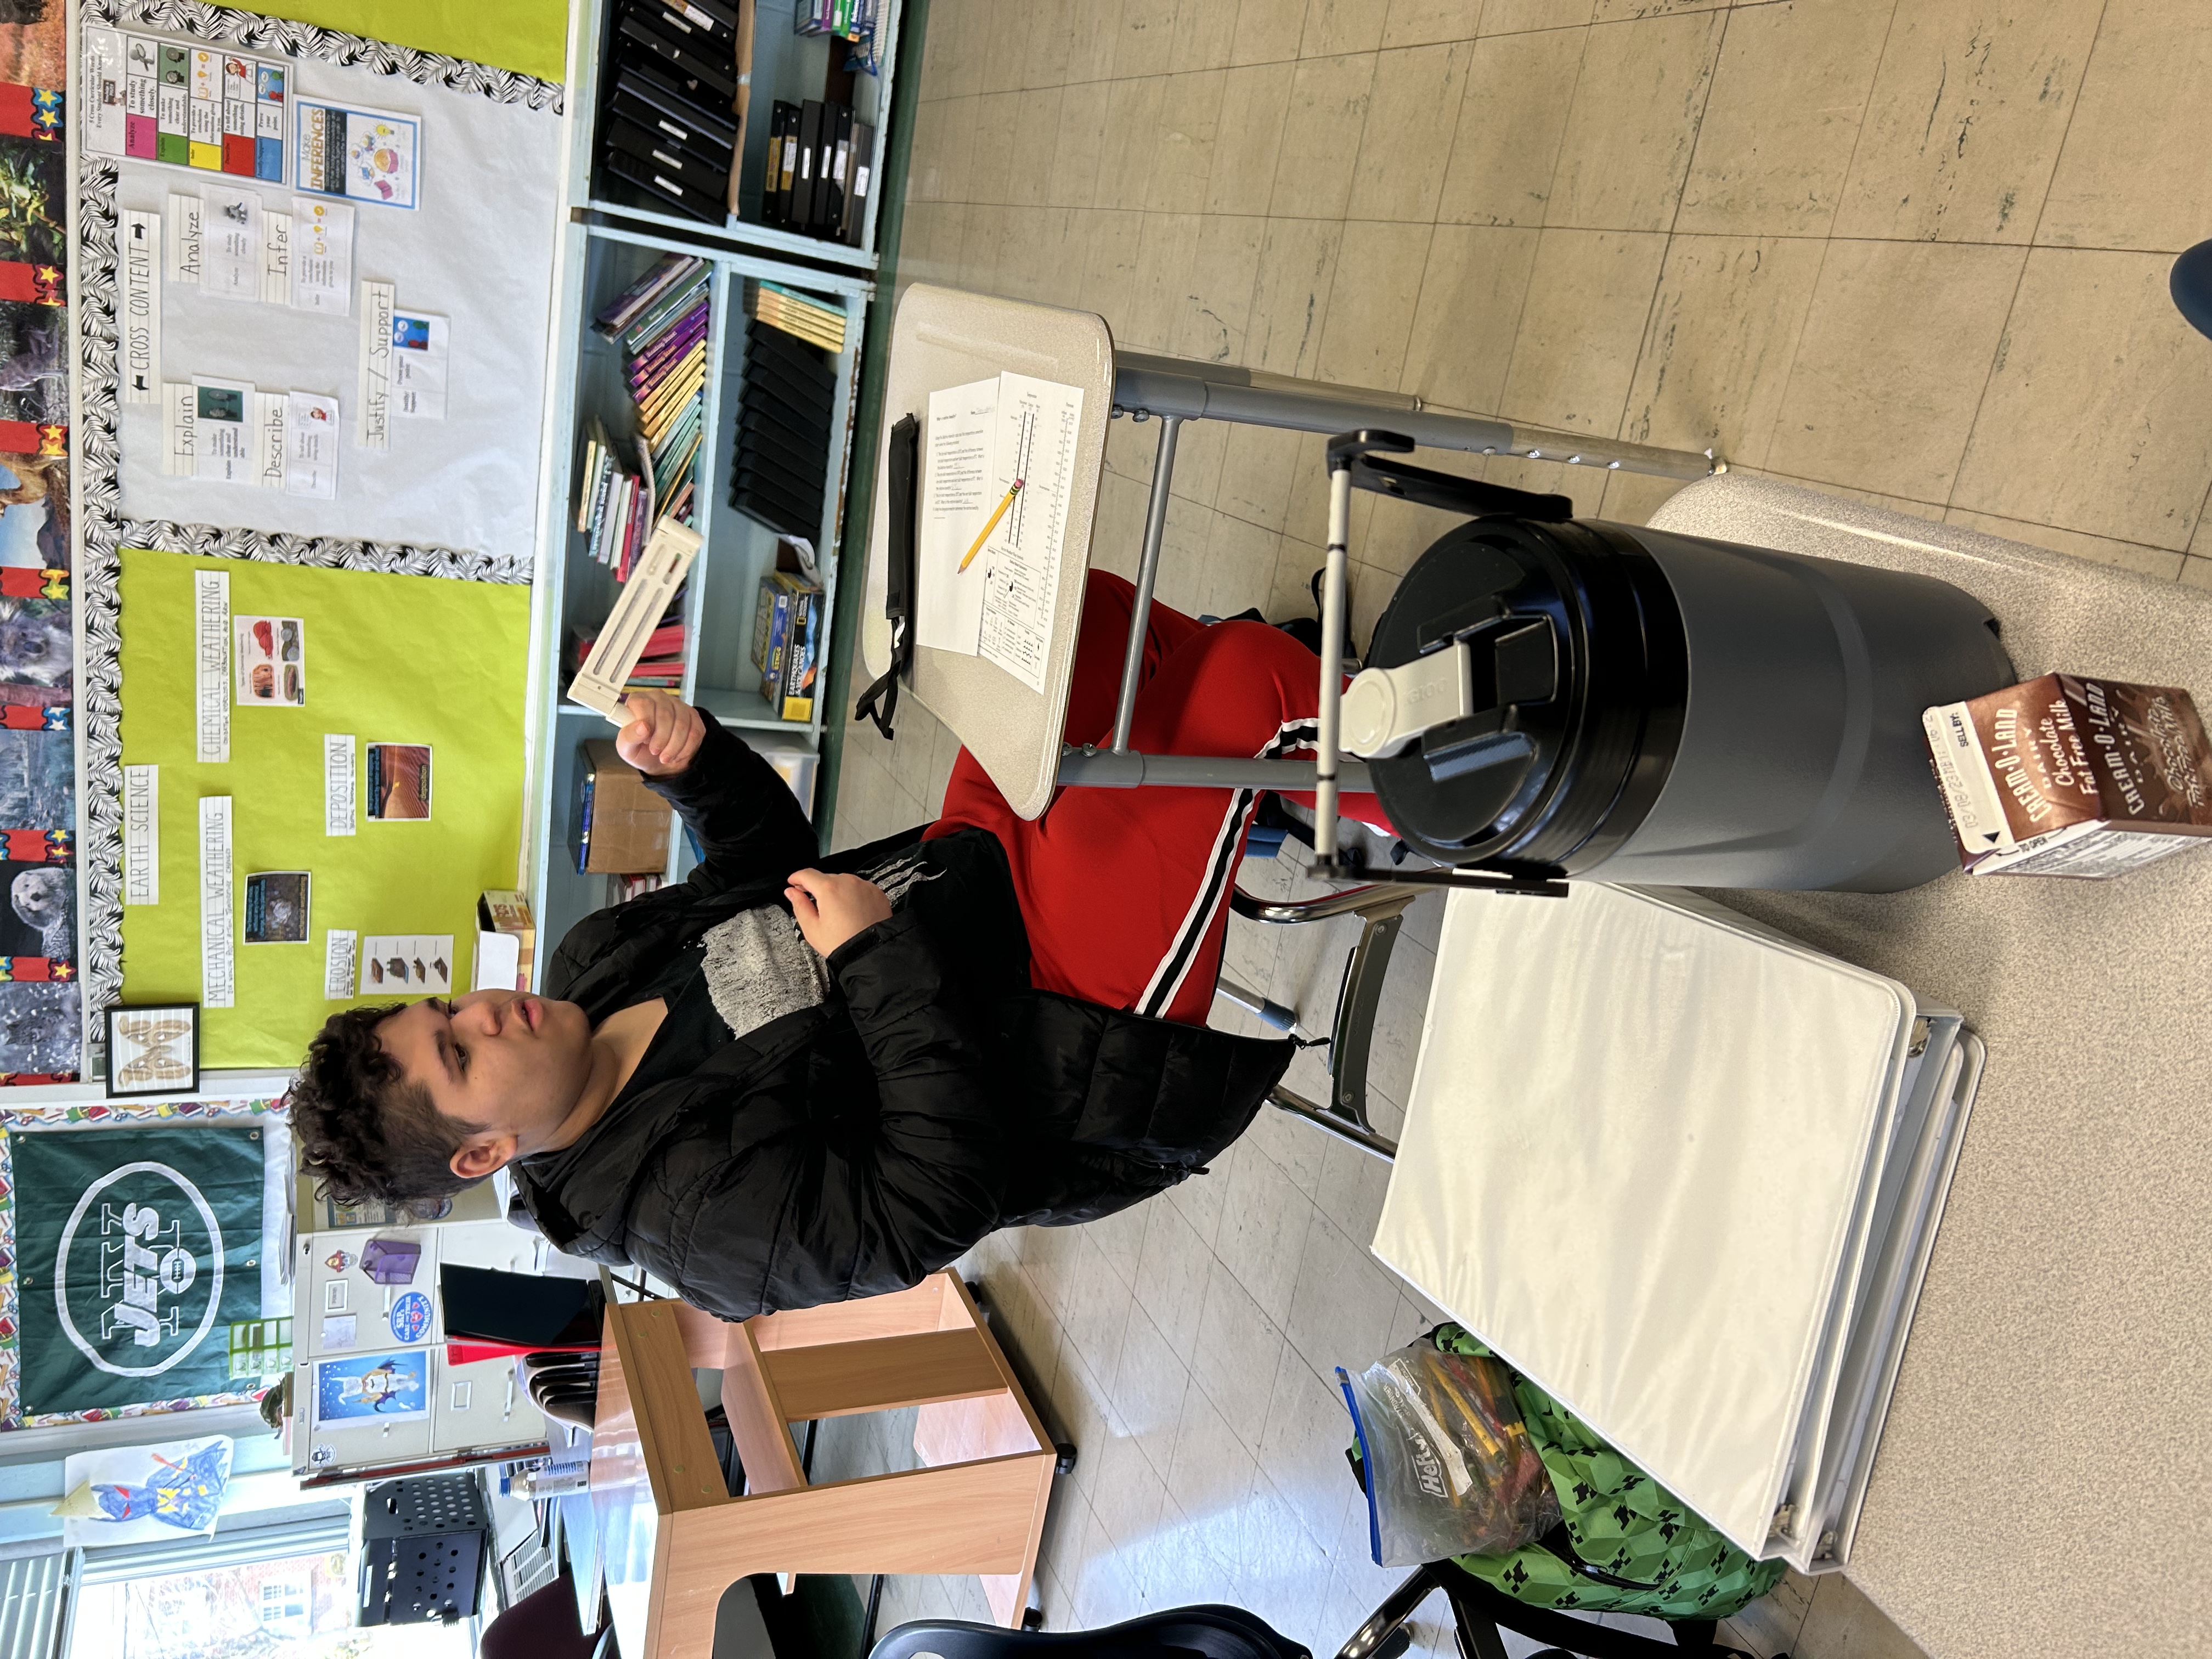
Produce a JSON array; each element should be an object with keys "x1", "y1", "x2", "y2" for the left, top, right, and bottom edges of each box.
[{"x1": 358, "y1": 1475, "x2": 490, "y2": 1626}]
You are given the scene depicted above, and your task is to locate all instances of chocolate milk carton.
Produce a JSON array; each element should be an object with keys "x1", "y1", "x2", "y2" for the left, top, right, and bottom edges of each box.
[{"x1": 1923, "y1": 675, "x2": 2212, "y2": 877}]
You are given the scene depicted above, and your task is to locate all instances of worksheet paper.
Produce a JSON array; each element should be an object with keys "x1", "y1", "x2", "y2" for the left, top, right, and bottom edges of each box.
[{"x1": 915, "y1": 373, "x2": 1085, "y2": 695}]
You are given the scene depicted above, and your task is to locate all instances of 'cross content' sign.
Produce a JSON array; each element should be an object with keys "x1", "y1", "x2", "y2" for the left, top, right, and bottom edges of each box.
[{"x1": 14, "y1": 1128, "x2": 266, "y2": 1415}]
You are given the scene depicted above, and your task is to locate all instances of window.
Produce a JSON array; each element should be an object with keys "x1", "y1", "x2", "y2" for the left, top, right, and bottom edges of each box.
[{"x1": 67, "y1": 1551, "x2": 478, "y2": 1659}]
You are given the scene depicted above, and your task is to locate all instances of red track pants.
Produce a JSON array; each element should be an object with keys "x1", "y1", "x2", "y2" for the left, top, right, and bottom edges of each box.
[{"x1": 927, "y1": 571, "x2": 1393, "y2": 1026}]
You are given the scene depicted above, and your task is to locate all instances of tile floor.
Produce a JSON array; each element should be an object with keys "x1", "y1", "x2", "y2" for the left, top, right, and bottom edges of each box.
[{"x1": 822, "y1": 2, "x2": 2210, "y2": 1655}]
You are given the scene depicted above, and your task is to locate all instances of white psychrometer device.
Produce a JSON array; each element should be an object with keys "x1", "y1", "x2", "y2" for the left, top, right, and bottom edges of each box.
[{"x1": 567, "y1": 519, "x2": 703, "y2": 722}]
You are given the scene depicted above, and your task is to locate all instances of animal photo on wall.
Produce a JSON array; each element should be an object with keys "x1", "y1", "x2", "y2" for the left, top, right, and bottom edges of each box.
[
  {"x1": 0, "y1": 443, "x2": 64, "y2": 574},
  {"x1": 0, "y1": 127, "x2": 64, "y2": 272},
  {"x1": 0, "y1": 723, "x2": 69, "y2": 825},
  {"x1": 0, "y1": 853, "x2": 67, "y2": 956},
  {"x1": 0, "y1": 978, "x2": 76, "y2": 1074},
  {"x1": 0, "y1": 590, "x2": 66, "y2": 689},
  {"x1": 0, "y1": 303, "x2": 62, "y2": 428}
]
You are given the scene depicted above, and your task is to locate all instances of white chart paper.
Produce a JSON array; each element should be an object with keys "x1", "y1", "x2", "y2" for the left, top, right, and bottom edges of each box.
[
  {"x1": 200, "y1": 795, "x2": 235, "y2": 1009},
  {"x1": 356, "y1": 280, "x2": 395, "y2": 449},
  {"x1": 120, "y1": 210, "x2": 161, "y2": 404},
  {"x1": 323, "y1": 732, "x2": 356, "y2": 834},
  {"x1": 916, "y1": 373, "x2": 1085, "y2": 694},
  {"x1": 122, "y1": 765, "x2": 159, "y2": 906},
  {"x1": 194, "y1": 569, "x2": 229, "y2": 761}
]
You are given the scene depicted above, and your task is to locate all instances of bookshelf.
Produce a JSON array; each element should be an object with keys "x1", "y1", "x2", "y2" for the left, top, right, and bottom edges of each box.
[
  {"x1": 563, "y1": 0, "x2": 906, "y2": 274},
  {"x1": 524, "y1": 218, "x2": 870, "y2": 970}
]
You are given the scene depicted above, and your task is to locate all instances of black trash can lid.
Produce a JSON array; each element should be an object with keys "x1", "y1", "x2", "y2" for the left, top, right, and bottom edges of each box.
[{"x1": 1364, "y1": 517, "x2": 1687, "y2": 873}]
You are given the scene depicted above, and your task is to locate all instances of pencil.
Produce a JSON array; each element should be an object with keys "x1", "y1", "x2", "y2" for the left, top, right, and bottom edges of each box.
[{"x1": 958, "y1": 479, "x2": 1024, "y2": 572}]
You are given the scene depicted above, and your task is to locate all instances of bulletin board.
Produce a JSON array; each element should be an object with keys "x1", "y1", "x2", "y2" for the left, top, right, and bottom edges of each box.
[
  {"x1": 68, "y1": 1, "x2": 568, "y2": 1068},
  {"x1": 85, "y1": 1, "x2": 565, "y2": 560},
  {"x1": 116, "y1": 548, "x2": 529, "y2": 1067}
]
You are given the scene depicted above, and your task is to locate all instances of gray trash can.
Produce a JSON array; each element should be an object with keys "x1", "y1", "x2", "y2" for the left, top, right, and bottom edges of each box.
[{"x1": 1364, "y1": 515, "x2": 2014, "y2": 892}]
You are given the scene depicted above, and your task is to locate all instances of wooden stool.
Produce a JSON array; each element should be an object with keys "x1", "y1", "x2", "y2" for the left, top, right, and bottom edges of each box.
[{"x1": 589, "y1": 1272, "x2": 1060, "y2": 1659}]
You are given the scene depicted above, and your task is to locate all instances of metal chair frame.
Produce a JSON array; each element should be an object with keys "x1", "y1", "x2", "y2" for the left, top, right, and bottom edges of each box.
[
  {"x1": 1220, "y1": 878, "x2": 1430, "y2": 1162},
  {"x1": 1334, "y1": 1559, "x2": 1769, "y2": 1659}
]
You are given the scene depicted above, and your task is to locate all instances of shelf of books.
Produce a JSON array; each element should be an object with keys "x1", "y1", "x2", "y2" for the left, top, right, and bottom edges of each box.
[
  {"x1": 526, "y1": 220, "x2": 868, "y2": 967},
  {"x1": 566, "y1": 0, "x2": 904, "y2": 273}
]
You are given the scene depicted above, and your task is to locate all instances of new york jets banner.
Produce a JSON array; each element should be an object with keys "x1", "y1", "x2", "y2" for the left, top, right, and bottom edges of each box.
[{"x1": 14, "y1": 1128, "x2": 265, "y2": 1415}]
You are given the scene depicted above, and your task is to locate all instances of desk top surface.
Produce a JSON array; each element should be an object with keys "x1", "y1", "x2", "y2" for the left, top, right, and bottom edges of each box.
[
  {"x1": 860, "y1": 284, "x2": 1116, "y2": 820},
  {"x1": 587, "y1": 1311, "x2": 661, "y2": 1659},
  {"x1": 1637, "y1": 476, "x2": 2212, "y2": 1658}
]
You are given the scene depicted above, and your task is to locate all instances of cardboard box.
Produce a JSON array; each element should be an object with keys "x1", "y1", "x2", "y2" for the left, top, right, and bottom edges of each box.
[
  {"x1": 477, "y1": 889, "x2": 535, "y2": 993},
  {"x1": 1923, "y1": 674, "x2": 2212, "y2": 877},
  {"x1": 574, "y1": 740, "x2": 673, "y2": 876},
  {"x1": 478, "y1": 889, "x2": 535, "y2": 955}
]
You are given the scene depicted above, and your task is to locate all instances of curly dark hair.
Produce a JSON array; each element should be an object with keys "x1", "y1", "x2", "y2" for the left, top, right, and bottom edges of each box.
[{"x1": 289, "y1": 1003, "x2": 487, "y2": 1206}]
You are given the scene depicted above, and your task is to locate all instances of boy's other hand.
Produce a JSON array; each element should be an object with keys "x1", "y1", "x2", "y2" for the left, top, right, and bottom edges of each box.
[
  {"x1": 785, "y1": 868, "x2": 892, "y2": 956},
  {"x1": 616, "y1": 689, "x2": 705, "y2": 776}
]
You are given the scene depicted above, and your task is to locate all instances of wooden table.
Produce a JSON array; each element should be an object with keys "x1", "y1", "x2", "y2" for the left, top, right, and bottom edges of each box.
[{"x1": 588, "y1": 1271, "x2": 1059, "y2": 1659}]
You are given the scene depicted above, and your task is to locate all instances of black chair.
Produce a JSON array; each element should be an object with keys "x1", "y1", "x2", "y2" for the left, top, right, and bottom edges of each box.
[
  {"x1": 871, "y1": 1607, "x2": 1310, "y2": 1659},
  {"x1": 1335, "y1": 1559, "x2": 1776, "y2": 1659}
]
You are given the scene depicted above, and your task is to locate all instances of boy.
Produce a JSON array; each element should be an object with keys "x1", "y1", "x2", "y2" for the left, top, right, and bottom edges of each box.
[{"x1": 288, "y1": 572, "x2": 1391, "y2": 1321}]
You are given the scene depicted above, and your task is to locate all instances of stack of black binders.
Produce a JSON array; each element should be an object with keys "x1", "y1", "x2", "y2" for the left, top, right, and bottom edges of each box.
[
  {"x1": 599, "y1": 0, "x2": 743, "y2": 224},
  {"x1": 759, "y1": 97, "x2": 875, "y2": 244},
  {"x1": 731, "y1": 322, "x2": 834, "y2": 538}
]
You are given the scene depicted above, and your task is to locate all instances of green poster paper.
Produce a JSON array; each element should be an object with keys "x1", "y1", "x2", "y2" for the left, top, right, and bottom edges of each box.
[
  {"x1": 119, "y1": 550, "x2": 531, "y2": 1068},
  {"x1": 13, "y1": 1127, "x2": 266, "y2": 1415},
  {"x1": 257, "y1": 0, "x2": 569, "y2": 84}
]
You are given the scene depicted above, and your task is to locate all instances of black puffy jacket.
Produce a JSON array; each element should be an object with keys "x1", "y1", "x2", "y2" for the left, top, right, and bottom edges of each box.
[{"x1": 512, "y1": 713, "x2": 1293, "y2": 1321}]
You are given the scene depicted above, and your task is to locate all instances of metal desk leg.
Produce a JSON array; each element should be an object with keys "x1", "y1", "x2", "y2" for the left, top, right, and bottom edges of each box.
[
  {"x1": 1110, "y1": 414, "x2": 1183, "y2": 754},
  {"x1": 1271, "y1": 1082, "x2": 1397, "y2": 1161},
  {"x1": 1327, "y1": 895, "x2": 1414, "y2": 1131}
]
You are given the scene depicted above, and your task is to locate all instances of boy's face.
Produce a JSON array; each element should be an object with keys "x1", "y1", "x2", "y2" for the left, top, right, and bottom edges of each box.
[{"x1": 375, "y1": 991, "x2": 594, "y2": 1175}]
